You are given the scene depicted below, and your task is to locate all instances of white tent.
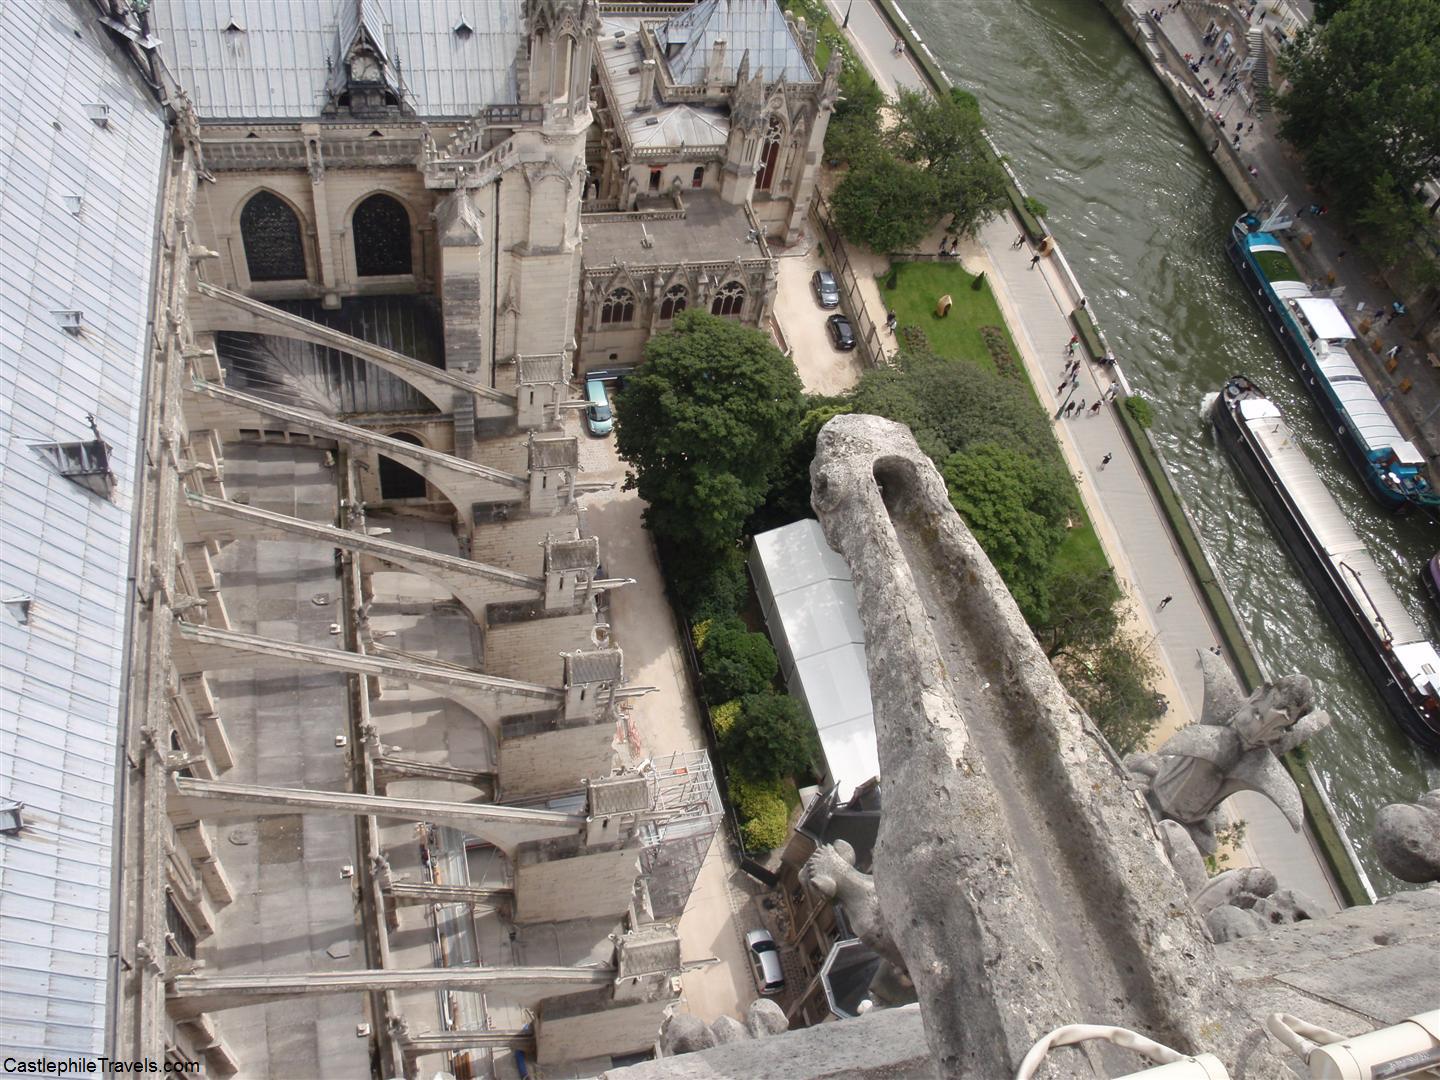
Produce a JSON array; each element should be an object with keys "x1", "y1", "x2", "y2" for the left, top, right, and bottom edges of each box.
[{"x1": 749, "y1": 520, "x2": 876, "y2": 800}]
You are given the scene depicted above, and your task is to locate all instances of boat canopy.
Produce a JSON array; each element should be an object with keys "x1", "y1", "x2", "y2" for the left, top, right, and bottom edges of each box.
[
  {"x1": 1393, "y1": 640, "x2": 1440, "y2": 695},
  {"x1": 1238, "y1": 396, "x2": 1281, "y2": 422},
  {"x1": 1294, "y1": 297, "x2": 1356, "y2": 341},
  {"x1": 1310, "y1": 352, "x2": 1418, "y2": 461}
]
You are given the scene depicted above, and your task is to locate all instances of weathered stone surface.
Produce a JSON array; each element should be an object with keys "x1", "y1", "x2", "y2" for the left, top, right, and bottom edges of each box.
[
  {"x1": 1157, "y1": 818, "x2": 1209, "y2": 894},
  {"x1": 658, "y1": 1013, "x2": 715, "y2": 1056},
  {"x1": 1126, "y1": 651, "x2": 1329, "y2": 854},
  {"x1": 744, "y1": 999, "x2": 789, "y2": 1039},
  {"x1": 1373, "y1": 788, "x2": 1440, "y2": 883},
  {"x1": 607, "y1": 1004, "x2": 935, "y2": 1079},
  {"x1": 1207, "y1": 905, "x2": 1267, "y2": 942},
  {"x1": 707, "y1": 1016, "x2": 748, "y2": 1045},
  {"x1": 802, "y1": 415, "x2": 1283, "y2": 1078},
  {"x1": 1192, "y1": 867, "x2": 1279, "y2": 916}
]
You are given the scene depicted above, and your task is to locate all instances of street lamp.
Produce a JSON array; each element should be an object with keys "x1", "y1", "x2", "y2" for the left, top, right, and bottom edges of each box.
[{"x1": 843, "y1": 0, "x2": 854, "y2": 28}]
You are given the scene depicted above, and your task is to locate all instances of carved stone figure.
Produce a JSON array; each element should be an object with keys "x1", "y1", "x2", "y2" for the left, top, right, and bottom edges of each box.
[
  {"x1": 801, "y1": 839, "x2": 912, "y2": 1006},
  {"x1": 1126, "y1": 651, "x2": 1329, "y2": 852},
  {"x1": 1374, "y1": 787, "x2": 1440, "y2": 883},
  {"x1": 658, "y1": 999, "x2": 787, "y2": 1058}
]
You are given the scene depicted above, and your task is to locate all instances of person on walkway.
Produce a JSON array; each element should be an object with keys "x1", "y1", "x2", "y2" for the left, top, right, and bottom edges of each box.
[
  {"x1": 1089, "y1": 400, "x2": 1103, "y2": 416},
  {"x1": 1057, "y1": 376, "x2": 1070, "y2": 394},
  {"x1": 1030, "y1": 253, "x2": 1042, "y2": 268},
  {"x1": 939, "y1": 238, "x2": 949, "y2": 257},
  {"x1": 1105, "y1": 384, "x2": 1119, "y2": 402},
  {"x1": 1013, "y1": 233, "x2": 1026, "y2": 249},
  {"x1": 1070, "y1": 373, "x2": 1080, "y2": 389},
  {"x1": 1385, "y1": 344, "x2": 1401, "y2": 361},
  {"x1": 1158, "y1": 594, "x2": 1173, "y2": 611},
  {"x1": 893, "y1": 39, "x2": 905, "y2": 56},
  {"x1": 1074, "y1": 397, "x2": 1086, "y2": 415},
  {"x1": 1066, "y1": 341, "x2": 1077, "y2": 358},
  {"x1": 886, "y1": 310, "x2": 898, "y2": 333},
  {"x1": 1100, "y1": 452, "x2": 1113, "y2": 470},
  {"x1": 949, "y1": 237, "x2": 960, "y2": 256}
]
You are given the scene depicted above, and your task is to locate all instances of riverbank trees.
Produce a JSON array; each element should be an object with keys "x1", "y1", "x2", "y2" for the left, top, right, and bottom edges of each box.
[
  {"x1": 829, "y1": 86, "x2": 1009, "y2": 253},
  {"x1": 1276, "y1": 0, "x2": 1440, "y2": 278}
]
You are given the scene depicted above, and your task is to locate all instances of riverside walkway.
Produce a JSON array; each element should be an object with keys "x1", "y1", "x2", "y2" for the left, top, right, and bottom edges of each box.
[{"x1": 824, "y1": 0, "x2": 1349, "y2": 910}]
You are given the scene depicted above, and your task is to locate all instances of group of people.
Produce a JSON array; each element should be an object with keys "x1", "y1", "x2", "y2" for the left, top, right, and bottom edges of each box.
[
  {"x1": 1056, "y1": 339, "x2": 1121, "y2": 421},
  {"x1": 937, "y1": 236, "x2": 961, "y2": 258}
]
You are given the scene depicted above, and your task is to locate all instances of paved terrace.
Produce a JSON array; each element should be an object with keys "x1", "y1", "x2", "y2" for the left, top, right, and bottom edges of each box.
[
  {"x1": 823, "y1": 0, "x2": 1344, "y2": 910},
  {"x1": 583, "y1": 190, "x2": 768, "y2": 268}
]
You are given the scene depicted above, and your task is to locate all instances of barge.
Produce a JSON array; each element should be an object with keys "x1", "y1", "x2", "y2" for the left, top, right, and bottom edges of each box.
[
  {"x1": 1213, "y1": 375, "x2": 1440, "y2": 753},
  {"x1": 1226, "y1": 214, "x2": 1440, "y2": 515}
]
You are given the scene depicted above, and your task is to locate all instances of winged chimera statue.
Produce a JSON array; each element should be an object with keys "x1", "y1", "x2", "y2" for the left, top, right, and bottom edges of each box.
[{"x1": 1126, "y1": 650, "x2": 1330, "y2": 853}]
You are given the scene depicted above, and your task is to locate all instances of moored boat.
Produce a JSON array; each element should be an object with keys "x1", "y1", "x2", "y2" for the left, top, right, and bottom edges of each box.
[
  {"x1": 1226, "y1": 213, "x2": 1440, "y2": 515},
  {"x1": 1212, "y1": 375, "x2": 1440, "y2": 753}
]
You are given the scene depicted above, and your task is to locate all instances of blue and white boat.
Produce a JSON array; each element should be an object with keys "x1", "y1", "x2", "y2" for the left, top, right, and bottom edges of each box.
[{"x1": 1227, "y1": 213, "x2": 1440, "y2": 514}]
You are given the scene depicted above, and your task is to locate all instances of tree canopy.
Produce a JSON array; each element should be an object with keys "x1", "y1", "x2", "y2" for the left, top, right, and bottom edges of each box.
[
  {"x1": 1276, "y1": 0, "x2": 1440, "y2": 259},
  {"x1": 614, "y1": 310, "x2": 804, "y2": 552},
  {"x1": 829, "y1": 86, "x2": 1009, "y2": 251},
  {"x1": 722, "y1": 694, "x2": 817, "y2": 782}
]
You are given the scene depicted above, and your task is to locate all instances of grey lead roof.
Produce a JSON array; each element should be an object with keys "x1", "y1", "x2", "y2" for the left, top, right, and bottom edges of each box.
[
  {"x1": 654, "y1": 0, "x2": 813, "y2": 85},
  {"x1": 148, "y1": 0, "x2": 525, "y2": 120},
  {"x1": 1, "y1": 0, "x2": 167, "y2": 1061}
]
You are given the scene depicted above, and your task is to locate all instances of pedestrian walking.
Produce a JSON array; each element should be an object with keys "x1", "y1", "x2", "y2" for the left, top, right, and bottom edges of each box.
[
  {"x1": 1089, "y1": 400, "x2": 1103, "y2": 416},
  {"x1": 1063, "y1": 401, "x2": 1076, "y2": 418},
  {"x1": 1385, "y1": 344, "x2": 1401, "y2": 361},
  {"x1": 1100, "y1": 452, "x2": 1113, "y2": 470},
  {"x1": 1057, "y1": 377, "x2": 1069, "y2": 394},
  {"x1": 939, "y1": 238, "x2": 948, "y2": 257},
  {"x1": 1070, "y1": 373, "x2": 1080, "y2": 388},
  {"x1": 1013, "y1": 233, "x2": 1026, "y2": 249},
  {"x1": 1075, "y1": 397, "x2": 1086, "y2": 414},
  {"x1": 1030, "y1": 253, "x2": 1042, "y2": 268},
  {"x1": 1158, "y1": 594, "x2": 1173, "y2": 611},
  {"x1": 1105, "y1": 384, "x2": 1119, "y2": 402},
  {"x1": 1066, "y1": 341, "x2": 1077, "y2": 357},
  {"x1": 1068, "y1": 333, "x2": 1079, "y2": 347}
]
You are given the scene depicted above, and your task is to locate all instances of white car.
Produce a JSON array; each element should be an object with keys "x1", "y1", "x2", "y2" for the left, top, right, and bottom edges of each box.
[{"x1": 744, "y1": 929, "x2": 785, "y2": 996}]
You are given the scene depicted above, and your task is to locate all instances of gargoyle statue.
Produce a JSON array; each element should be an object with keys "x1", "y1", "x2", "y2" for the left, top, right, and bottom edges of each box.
[
  {"x1": 801, "y1": 838, "x2": 913, "y2": 1006},
  {"x1": 1126, "y1": 651, "x2": 1329, "y2": 853}
]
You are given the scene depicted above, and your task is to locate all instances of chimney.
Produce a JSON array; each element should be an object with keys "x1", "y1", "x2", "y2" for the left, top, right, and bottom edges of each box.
[
  {"x1": 637, "y1": 58, "x2": 657, "y2": 110},
  {"x1": 706, "y1": 37, "x2": 727, "y2": 86}
]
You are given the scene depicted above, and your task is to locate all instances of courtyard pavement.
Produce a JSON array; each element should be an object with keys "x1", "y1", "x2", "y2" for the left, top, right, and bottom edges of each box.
[{"x1": 575, "y1": 420, "x2": 766, "y2": 1022}]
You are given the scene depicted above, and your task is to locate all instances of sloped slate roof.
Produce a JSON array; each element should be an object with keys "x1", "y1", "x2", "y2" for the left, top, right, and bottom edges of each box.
[
  {"x1": 149, "y1": 0, "x2": 525, "y2": 119},
  {"x1": 654, "y1": 0, "x2": 812, "y2": 85}
]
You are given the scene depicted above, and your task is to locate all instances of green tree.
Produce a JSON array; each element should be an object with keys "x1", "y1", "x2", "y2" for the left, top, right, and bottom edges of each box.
[
  {"x1": 1276, "y1": 0, "x2": 1440, "y2": 261},
  {"x1": 1037, "y1": 567, "x2": 1121, "y2": 662},
  {"x1": 614, "y1": 311, "x2": 803, "y2": 552},
  {"x1": 1063, "y1": 630, "x2": 1166, "y2": 756},
  {"x1": 831, "y1": 153, "x2": 943, "y2": 253},
  {"x1": 723, "y1": 694, "x2": 817, "y2": 781},
  {"x1": 888, "y1": 87, "x2": 1009, "y2": 238},
  {"x1": 941, "y1": 442, "x2": 1073, "y2": 624},
  {"x1": 699, "y1": 617, "x2": 779, "y2": 702},
  {"x1": 825, "y1": 63, "x2": 886, "y2": 166},
  {"x1": 751, "y1": 398, "x2": 854, "y2": 531}
]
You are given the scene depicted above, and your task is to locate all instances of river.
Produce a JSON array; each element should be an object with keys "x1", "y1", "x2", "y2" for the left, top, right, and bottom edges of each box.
[{"x1": 898, "y1": 0, "x2": 1438, "y2": 893}]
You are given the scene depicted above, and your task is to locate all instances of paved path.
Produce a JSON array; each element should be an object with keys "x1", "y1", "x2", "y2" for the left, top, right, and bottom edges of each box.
[
  {"x1": 826, "y1": 0, "x2": 1345, "y2": 909},
  {"x1": 1139, "y1": 1, "x2": 1440, "y2": 458}
]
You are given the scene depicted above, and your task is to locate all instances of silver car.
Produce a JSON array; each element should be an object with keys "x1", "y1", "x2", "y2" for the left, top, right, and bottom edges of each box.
[{"x1": 744, "y1": 929, "x2": 785, "y2": 996}]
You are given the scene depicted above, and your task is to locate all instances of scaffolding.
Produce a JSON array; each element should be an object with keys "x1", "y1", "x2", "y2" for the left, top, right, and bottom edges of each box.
[{"x1": 638, "y1": 750, "x2": 723, "y2": 918}]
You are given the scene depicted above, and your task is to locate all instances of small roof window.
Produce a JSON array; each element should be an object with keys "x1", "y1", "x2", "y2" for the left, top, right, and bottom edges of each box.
[
  {"x1": 453, "y1": 18, "x2": 473, "y2": 39},
  {"x1": 223, "y1": 17, "x2": 245, "y2": 34}
]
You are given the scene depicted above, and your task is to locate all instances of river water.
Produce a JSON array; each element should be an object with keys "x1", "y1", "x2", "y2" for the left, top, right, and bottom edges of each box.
[{"x1": 900, "y1": 0, "x2": 1438, "y2": 893}]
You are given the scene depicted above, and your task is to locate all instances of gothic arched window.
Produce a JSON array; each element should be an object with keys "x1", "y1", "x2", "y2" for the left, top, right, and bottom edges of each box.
[
  {"x1": 756, "y1": 116, "x2": 784, "y2": 192},
  {"x1": 379, "y1": 432, "x2": 427, "y2": 500},
  {"x1": 353, "y1": 193, "x2": 412, "y2": 276},
  {"x1": 240, "y1": 191, "x2": 306, "y2": 282},
  {"x1": 601, "y1": 288, "x2": 635, "y2": 325},
  {"x1": 659, "y1": 284, "x2": 687, "y2": 321},
  {"x1": 711, "y1": 281, "x2": 745, "y2": 317}
]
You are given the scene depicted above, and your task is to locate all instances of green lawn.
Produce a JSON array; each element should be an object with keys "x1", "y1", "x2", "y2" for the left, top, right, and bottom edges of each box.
[
  {"x1": 879, "y1": 261, "x2": 1023, "y2": 375},
  {"x1": 881, "y1": 260, "x2": 1112, "y2": 584},
  {"x1": 1254, "y1": 248, "x2": 1300, "y2": 283}
]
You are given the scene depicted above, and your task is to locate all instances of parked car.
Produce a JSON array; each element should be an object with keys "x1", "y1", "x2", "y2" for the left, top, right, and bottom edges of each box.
[
  {"x1": 811, "y1": 269, "x2": 840, "y2": 309},
  {"x1": 826, "y1": 313, "x2": 856, "y2": 351},
  {"x1": 744, "y1": 929, "x2": 786, "y2": 996},
  {"x1": 585, "y1": 378, "x2": 613, "y2": 436}
]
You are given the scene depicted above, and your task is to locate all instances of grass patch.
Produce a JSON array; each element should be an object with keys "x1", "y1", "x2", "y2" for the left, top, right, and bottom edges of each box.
[
  {"x1": 1052, "y1": 513, "x2": 1110, "y2": 582},
  {"x1": 880, "y1": 262, "x2": 1023, "y2": 375},
  {"x1": 1254, "y1": 248, "x2": 1301, "y2": 283},
  {"x1": 1073, "y1": 307, "x2": 1104, "y2": 359}
]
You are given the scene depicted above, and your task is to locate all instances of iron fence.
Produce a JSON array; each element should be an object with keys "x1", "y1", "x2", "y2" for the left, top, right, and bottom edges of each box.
[{"x1": 811, "y1": 196, "x2": 892, "y2": 369}]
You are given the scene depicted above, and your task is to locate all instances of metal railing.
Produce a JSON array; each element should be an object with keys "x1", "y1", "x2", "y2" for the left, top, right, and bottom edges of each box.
[{"x1": 810, "y1": 196, "x2": 890, "y2": 369}]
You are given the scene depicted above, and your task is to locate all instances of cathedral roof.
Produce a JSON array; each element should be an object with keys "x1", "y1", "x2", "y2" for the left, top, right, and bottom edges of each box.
[
  {"x1": 148, "y1": 0, "x2": 526, "y2": 120},
  {"x1": 653, "y1": 0, "x2": 814, "y2": 86}
]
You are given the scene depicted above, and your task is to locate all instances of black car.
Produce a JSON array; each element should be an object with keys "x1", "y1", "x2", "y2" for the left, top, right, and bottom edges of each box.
[
  {"x1": 827, "y1": 313, "x2": 856, "y2": 350},
  {"x1": 811, "y1": 269, "x2": 840, "y2": 309}
]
